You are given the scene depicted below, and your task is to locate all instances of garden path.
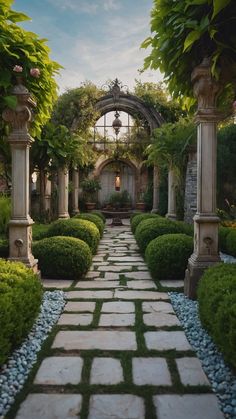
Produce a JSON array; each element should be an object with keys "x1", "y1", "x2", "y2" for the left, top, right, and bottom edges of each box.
[{"x1": 15, "y1": 220, "x2": 224, "y2": 419}]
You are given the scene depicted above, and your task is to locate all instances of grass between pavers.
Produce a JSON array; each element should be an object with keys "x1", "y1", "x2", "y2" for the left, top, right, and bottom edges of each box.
[{"x1": 6, "y1": 297, "x2": 212, "y2": 419}]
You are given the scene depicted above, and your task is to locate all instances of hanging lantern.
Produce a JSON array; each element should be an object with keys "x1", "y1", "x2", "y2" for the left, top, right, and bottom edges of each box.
[
  {"x1": 115, "y1": 171, "x2": 121, "y2": 191},
  {"x1": 112, "y1": 111, "x2": 122, "y2": 136}
]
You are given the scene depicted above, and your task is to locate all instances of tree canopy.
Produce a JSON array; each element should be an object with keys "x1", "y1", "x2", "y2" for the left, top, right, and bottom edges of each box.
[
  {"x1": 0, "y1": 0, "x2": 61, "y2": 135},
  {"x1": 142, "y1": 0, "x2": 236, "y2": 109}
]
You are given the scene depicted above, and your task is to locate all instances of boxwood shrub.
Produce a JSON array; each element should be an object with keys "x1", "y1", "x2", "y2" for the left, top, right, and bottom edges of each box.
[
  {"x1": 44, "y1": 218, "x2": 100, "y2": 253},
  {"x1": 73, "y1": 213, "x2": 104, "y2": 237},
  {"x1": 0, "y1": 259, "x2": 42, "y2": 365},
  {"x1": 135, "y1": 218, "x2": 178, "y2": 253},
  {"x1": 131, "y1": 213, "x2": 161, "y2": 234},
  {"x1": 33, "y1": 236, "x2": 92, "y2": 280},
  {"x1": 198, "y1": 263, "x2": 236, "y2": 367},
  {"x1": 32, "y1": 223, "x2": 50, "y2": 241},
  {"x1": 226, "y1": 229, "x2": 236, "y2": 257},
  {"x1": 91, "y1": 210, "x2": 106, "y2": 223},
  {"x1": 145, "y1": 233, "x2": 193, "y2": 280}
]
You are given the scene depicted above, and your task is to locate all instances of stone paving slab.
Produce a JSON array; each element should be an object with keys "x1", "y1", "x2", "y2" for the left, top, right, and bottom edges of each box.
[
  {"x1": 145, "y1": 331, "x2": 192, "y2": 351},
  {"x1": 90, "y1": 358, "x2": 124, "y2": 385},
  {"x1": 86, "y1": 271, "x2": 101, "y2": 279},
  {"x1": 142, "y1": 301, "x2": 175, "y2": 314},
  {"x1": 108, "y1": 256, "x2": 144, "y2": 262},
  {"x1": 104, "y1": 272, "x2": 120, "y2": 280},
  {"x1": 16, "y1": 394, "x2": 82, "y2": 419},
  {"x1": 160, "y1": 280, "x2": 184, "y2": 288},
  {"x1": 34, "y1": 356, "x2": 83, "y2": 385},
  {"x1": 64, "y1": 301, "x2": 96, "y2": 312},
  {"x1": 99, "y1": 313, "x2": 135, "y2": 327},
  {"x1": 126, "y1": 280, "x2": 157, "y2": 289},
  {"x1": 176, "y1": 357, "x2": 210, "y2": 386},
  {"x1": 101, "y1": 301, "x2": 135, "y2": 313},
  {"x1": 114, "y1": 290, "x2": 169, "y2": 300},
  {"x1": 143, "y1": 312, "x2": 181, "y2": 327},
  {"x1": 124, "y1": 271, "x2": 152, "y2": 280},
  {"x1": 153, "y1": 394, "x2": 224, "y2": 419},
  {"x1": 42, "y1": 279, "x2": 73, "y2": 289},
  {"x1": 132, "y1": 357, "x2": 172, "y2": 386},
  {"x1": 66, "y1": 290, "x2": 114, "y2": 299},
  {"x1": 57, "y1": 313, "x2": 93, "y2": 326},
  {"x1": 74, "y1": 280, "x2": 120, "y2": 289},
  {"x1": 98, "y1": 266, "x2": 133, "y2": 272},
  {"x1": 52, "y1": 330, "x2": 137, "y2": 350},
  {"x1": 88, "y1": 394, "x2": 145, "y2": 419}
]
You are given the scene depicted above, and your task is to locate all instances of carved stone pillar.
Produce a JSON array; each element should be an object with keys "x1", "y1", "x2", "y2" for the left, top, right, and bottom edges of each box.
[
  {"x1": 184, "y1": 57, "x2": 222, "y2": 299},
  {"x1": 58, "y1": 166, "x2": 69, "y2": 219},
  {"x1": 151, "y1": 165, "x2": 160, "y2": 213},
  {"x1": 2, "y1": 79, "x2": 38, "y2": 270},
  {"x1": 72, "y1": 168, "x2": 80, "y2": 215},
  {"x1": 44, "y1": 175, "x2": 51, "y2": 214},
  {"x1": 166, "y1": 168, "x2": 177, "y2": 220}
]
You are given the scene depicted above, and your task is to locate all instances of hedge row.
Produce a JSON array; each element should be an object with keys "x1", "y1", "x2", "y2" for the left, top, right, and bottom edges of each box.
[
  {"x1": 198, "y1": 263, "x2": 236, "y2": 368},
  {"x1": 73, "y1": 213, "x2": 104, "y2": 237},
  {"x1": 219, "y1": 226, "x2": 236, "y2": 256},
  {"x1": 0, "y1": 259, "x2": 42, "y2": 365},
  {"x1": 131, "y1": 213, "x2": 160, "y2": 234}
]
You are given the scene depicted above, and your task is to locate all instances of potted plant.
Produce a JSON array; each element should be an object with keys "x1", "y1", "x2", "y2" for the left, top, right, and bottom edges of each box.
[
  {"x1": 81, "y1": 178, "x2": 101, "y2": 211},
  {"x1": 136, "y1": 191, "x2": 146, "y2": 211}
]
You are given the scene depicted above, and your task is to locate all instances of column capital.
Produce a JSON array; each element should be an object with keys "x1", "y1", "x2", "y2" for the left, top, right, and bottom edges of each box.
[
  {"x1": 191, "y1": 57, "x2": 221, "y2": 113},
  {"x1": 2, "y1": 78, "x2": 36, "y2": 145}
]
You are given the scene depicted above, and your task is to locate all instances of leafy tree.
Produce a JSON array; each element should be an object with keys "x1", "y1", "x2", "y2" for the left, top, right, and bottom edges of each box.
[
  {"x1": 0, "y1": 0, "x2": 61, "y2": 135},
  {"x1": 142, "y1": 0, "x2": 236, "y2": 110},
  {"x1": 52, "y1": 82, "x2": 103, "y2": 135}
]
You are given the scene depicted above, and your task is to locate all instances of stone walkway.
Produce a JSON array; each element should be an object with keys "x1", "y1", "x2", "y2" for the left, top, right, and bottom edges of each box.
[{"x1": 15, "y1": 220, "x2": 224, "y2": 419}]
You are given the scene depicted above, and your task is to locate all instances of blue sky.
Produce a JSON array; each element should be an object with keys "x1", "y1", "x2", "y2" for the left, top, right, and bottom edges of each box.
[{"x1": 14, "y1": 0, "x2": 163, "y2": 92}]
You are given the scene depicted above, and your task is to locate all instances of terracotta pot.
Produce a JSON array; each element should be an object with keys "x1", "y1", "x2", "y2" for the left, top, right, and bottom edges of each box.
[
  {"x1": 86, "y1": 202, "x2": 96, "y2": 211},
  {"x1": 136, "y1": 202, "x2": 145, "y2": 211}
]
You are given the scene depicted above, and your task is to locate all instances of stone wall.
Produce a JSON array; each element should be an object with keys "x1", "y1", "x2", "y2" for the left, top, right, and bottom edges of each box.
[{"x1": 184, "y1": 150, "x2": 197, "y2": 223}]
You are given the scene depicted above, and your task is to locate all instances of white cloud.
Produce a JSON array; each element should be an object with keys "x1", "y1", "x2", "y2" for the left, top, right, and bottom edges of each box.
[{"x1": 47, "y1": 0, "x2": 120, "y2": 14}]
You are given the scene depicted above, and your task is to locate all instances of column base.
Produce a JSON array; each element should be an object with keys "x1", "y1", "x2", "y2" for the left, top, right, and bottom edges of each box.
[
  {"x1": 58, "y1": 213, "x2": 70, "y2": 219},
  {"x1": 184, "y1": 253, "x2": 221, "y2": 299},
  {"x1": 151, "y1": 208, "x2": 158, "y2": 214},
  {"x1": 166, "y1": 213, "x2": 177, "y2": 220},
  {"x1": 72, "y1": 209, "x2": 80, "y2": 216}
]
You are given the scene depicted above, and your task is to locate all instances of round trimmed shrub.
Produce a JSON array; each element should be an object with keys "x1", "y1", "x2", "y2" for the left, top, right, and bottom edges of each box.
[
  {"x1": 91, "y1": 210, "x2": 106, "y2": 223},
  {"x1": 131, "y1": 213, "x2": 161, "y2": 234},
  {"x1": 33, "y1": 236, "x2": 92, "y2": 280},
  {"x1": 44, "y1": 218, "x2": 100, "y2": 253},
  {"x1": 130, "y1": 211, "x2": 142, "y2": 222},
  {"x1": 73, "y1": 213, "x2": 104, "y2": 237},
  {"x1": 135, "y1": 217, "x2": 178, "y2": 253},
  {"x1": 226, "y1": 229, "x2": 236, "y2": 257},
  {"x1": 145, "y1": 233, "x2": 193, "y2": 280},
  {"x1": 198, "y1": 263, "x2": 236, "y2": 367},
  {"x1": 174, "y1": 221, "x2": 194, "y2": 237},
  {"x1": 0, "y1": 259, "x2": 42, "y2": 365},
  {"x1": 32, "y1": 223, "x2": 50, "y2": 241}
]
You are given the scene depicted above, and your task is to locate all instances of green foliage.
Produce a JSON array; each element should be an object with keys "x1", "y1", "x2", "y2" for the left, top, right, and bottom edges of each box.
[
  {"x1": 226, "y1": 229, "x2": 236, "y2": 257},
  {"x1": 0, "y1": 1, "x2": 61, "y2": 136},
  {"x1": 73, "y1": 213, "x2": 104, "y2": 237},
  {"x1": 0, "y1": 194, "x2": 10, "y2": 234},
  {"x1": 217, "y1": 124, "x2": 236, "y2": 209},
  {"x1": 135, "y1": 218, "x2": 177, "y2": 253},
  {"x1": 33, "y1": 236, "x2": 92, "y2": 280},
  {"x1": 91, "y1": 210, "x2": 106, "y2": 223},
  {"x1": 219, "y1": 226, "x2": 231, "y2": 253},
  {"x1": 134, "y1": 80, "x2": 185, "y2": 122},
  {"x1": 198, "y1": 263, "x2": 236, "y2": 367},
  {"x1": 0, "y1": 259, "x2": 42, "y2": 365},
  {"x1": 52, "y1": 82, "x2": 103, "y2": 135},
  {"x1": 142, "y1": 0, "x2": 236, "y2": 108},
  {"x1": 131, "y1": 213, "x2": 160, "y2": 234},
  {"x1": 44, "y1": 218, "x2": 100, "y2": 254},
  {"x1": 0, "y1": 238, "x2": 9, "y2": 258},
  {"x1": 81, "y1": 178, "x2": 101, "y2": 201},
  {"x1": 135, "y1": 217, "x2": 193, "y2": 253},
  {"x1": 107, "y1": 190, "x2": 131, "y2": 209},
  {"x1": 32, "y1": 223, "x2": 50, "y2": 241},
  {"x1": 145, "y1": 233, "x2": 193, "y2": 280}
]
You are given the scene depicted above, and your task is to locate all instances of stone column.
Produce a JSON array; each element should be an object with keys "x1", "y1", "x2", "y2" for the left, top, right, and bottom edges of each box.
[
  {"x1": 151, "y1": 165, "x2": 160, "y2": 213},
  {"x1": 72, "y1": 168, "x2": 80, "y2": 215},
  {"x1": 166, "y1": 168, "x2": 177, "y2": 220},
  {"x1": 44, "y1": 175, "x2": 51, "y2": 214},
  {"x1": 184, "y1": 57, "x2": 221, "y2": 299},
  {"x1": 58, "y1": 166, "x2": 69, "y2": 219},
  {"x1": 184, "y1": 146, "x2": 197, "y2": 223},
  {"x1": 2, "y1": 79, "x2": 38, "y2": 271}
]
